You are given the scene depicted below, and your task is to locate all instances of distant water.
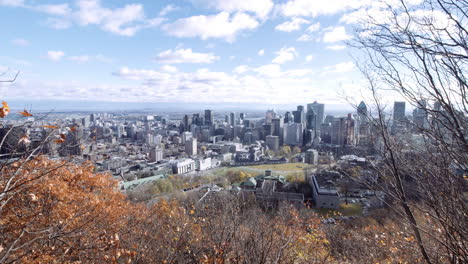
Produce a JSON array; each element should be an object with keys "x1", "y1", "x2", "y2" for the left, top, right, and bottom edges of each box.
[{"x1": 5, "y1": 99, "x2": 355, "y2": 115}]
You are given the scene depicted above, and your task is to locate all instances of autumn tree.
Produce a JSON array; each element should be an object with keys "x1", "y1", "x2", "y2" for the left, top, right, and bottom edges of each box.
[{"x1": 0, "y1": 157, "x2": 135, "y2": 263}]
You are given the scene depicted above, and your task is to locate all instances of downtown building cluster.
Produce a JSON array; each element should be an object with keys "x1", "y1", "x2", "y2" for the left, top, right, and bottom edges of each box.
[{"x1": 0, "y1": 99, "x2": 439, "y2": 196}]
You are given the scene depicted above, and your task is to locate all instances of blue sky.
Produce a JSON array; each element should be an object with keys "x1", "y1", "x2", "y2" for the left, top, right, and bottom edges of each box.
[{"x1": 0, "y1": 0, "x2": 421, "y2": 109}]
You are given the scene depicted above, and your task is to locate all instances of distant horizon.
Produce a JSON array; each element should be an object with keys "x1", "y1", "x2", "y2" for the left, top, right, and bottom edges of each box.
[{"x1": 5, "y1": 98, "x2": 357, "y2": 114}]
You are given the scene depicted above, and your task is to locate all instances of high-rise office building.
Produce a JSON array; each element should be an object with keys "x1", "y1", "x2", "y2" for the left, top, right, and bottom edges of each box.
[
  {"x1": 265, "y1": 109, "x2": 276, "y2": 124},
  {"x1": 283, "y1": 123, "x2": 304, "y2": 146},
  {"x1": 244, "y1": 132, "x2": 253, "y2": 144},
  {"x1": 357, "y1": 101, "x2": 368, "y2": 119},
  {"x1": 306, "y1": 109, "x2": 317, "y2": 130},
  {"x1": 297, "y1": 105, "x2": 307, "y2": 124},
  {"x1": 230, "y1": 112, "x2": 236, "y2": 126},
  {"x1": 262, "y1": 124, "x2": 273, "y2": 140},
  {"x1": 284, "y1": 111, "x2": 292, "y2": 124},
  {"x1": 393, "y1": 101, "x2": 406, "y2": 121},
  {"x1": 330, "y1": 114, "x2": 357, "y2": 146},
  {"x1": 183, "y1": 115, "x2": 192, "y2": 132},
  {"x1": 413, "y1": 99, "x2": 429, "y2": 129},
  {"x1": 185, "y1": 138, "x2": 197, "y2": 156},
  {"x1": 292, "y1": 110, "x2": 305, "y2": 124},
  {"x1": 307, "y1": 101, "x2": 325, "y2": 126},
  {"x1": 266, "y1": 135, "x2": 280, "y2": 152},
  {"x1": 204, "y1": 109, "x2": 214, "y2": 126},
  {"x1": 272, "y1": 117, "x2": 284, "y2": 139},
  {"x1": 330, "y1": 117, "x2": 346, "y2": 145},
  {"x1": 181, "y1": 131, "x2": 193, "y2": 145},
  {"x1": 149, "y1": 147, "x2": 163, "y2": 162}
]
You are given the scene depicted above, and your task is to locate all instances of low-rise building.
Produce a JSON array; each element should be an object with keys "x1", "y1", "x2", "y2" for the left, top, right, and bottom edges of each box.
[{"x1": 171, "y1": 158, "x2": 196, "y2": 174}]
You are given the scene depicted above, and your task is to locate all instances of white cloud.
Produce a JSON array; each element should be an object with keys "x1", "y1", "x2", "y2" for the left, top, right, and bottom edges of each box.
[
  {"x1": 109, "y1": 64, "x2": 317, "y2": 104},
  {"x1": 297, "y1": 34, "x2": 314, "y2": 42},
  {"x1": 162, "y1": 12, "x2": 259, "y2": 42},
  {"x1": 325, "y1": 61, "x2": 355, "y2": 73},
  {"x1": 192, "y1": 0, "x2": 273, "y2": 19},
  {"x1": 160, "y1": 65, "x2": 178, "y2": 73},
  {"x1": 296, "y1": 22, "x2": 321, "y2": 42},
  {"x1": 11, "y1": 38, "x2": 29, "y2": 46},
  {"x1": 76, "y1": 0, "x2": 151, "y2": 36},
  {"x1": 305, "y1": 55, "x2": 313, "y2": 62},
  {"x1": 3, "y1": 1, "x2": 166, "y2": 36},
  {"x1": 26, "y1": 0, "x2": 164, "y2": 36},
  {"x1": 65, "y1": 54, "x2": 112, "y2": 63},
  {"x1": 45, "y1": 17, "x2": 72, "y2": 29},
  {"x1": 159, "y1": 4, "x2": 178, "y2": 16},
  {"x1": 278, "y1": 0, "x2": 369, "y2": 18},
  {"x1": 68, "y1": 55, "x2": 89, "y2": 63},
  {"x1": 275, "y1": 17, "x2": 309, "y2": 32},
  {"x1": 306, "y1": 22, "x2": 320, "y2": 32},
  {"x1": 323, "y1": 26, "x2": 352, "y2": 43},
  {"x1": 0, "y1": 0, "x2": 24, "y2": 7},
  {"x1": 272, "y1": 47, "x2": 297, "y2": 64},
  {"x1": 46, "y1": 50, "x2": 65, "y2": 61},
  {"x1": 36, "y1": 4, "x2": 71, "y2": 16},
  {"x1": 153, "y1": 48, "x2": 219, "y2": 64},
  {"x1": 258, "y1": 49, "x2": 265, "y2": 56},
  {"x1": 234, "y1": 65, "x2": 249, "y2": 74},
  {"x1": 326, "y1": 45, "x2": 346, "y2": 50}
]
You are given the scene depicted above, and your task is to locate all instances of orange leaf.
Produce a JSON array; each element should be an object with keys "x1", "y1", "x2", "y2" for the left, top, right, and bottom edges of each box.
[
  {"x1": 54, "y1": 134, "x2": 66, "y2": 144},
  {"x1": 44, "y1": 125, "x2": 59, "y2": 129},
  {"x1": 18, "y1": 135, "x2": 31, "y2": 144},
  {"x1": 0, "y1": 101, "x2": 10, "y2": 118},
  {"x1": 2, "y1": 101, "x2": 9, "y2": 111},
  {"x1": 19, "y1": 110, "x2": 33, "y2": 117},
  {"x1": 54, "y1": 138, "x2": 65, "y2": 144},
  {"x1": 70, "y1": 126, "x2": 77, "y2": 132}
]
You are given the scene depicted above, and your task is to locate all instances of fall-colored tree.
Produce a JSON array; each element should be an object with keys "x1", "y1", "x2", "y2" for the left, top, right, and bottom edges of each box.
[{"x1": 0, "y1": 157, "x2": 135, "y2": 263}]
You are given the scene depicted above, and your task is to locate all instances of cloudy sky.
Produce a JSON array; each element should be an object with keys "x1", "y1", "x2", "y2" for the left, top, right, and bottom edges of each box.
[{"x1": 0, "y1": 0, "x2": 422, "y2": 109}]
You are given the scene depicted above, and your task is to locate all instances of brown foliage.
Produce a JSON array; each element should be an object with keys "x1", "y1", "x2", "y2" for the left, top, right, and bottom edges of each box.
[{"x1": 0, "y1": 157, "x2": 133, "y2": 263}]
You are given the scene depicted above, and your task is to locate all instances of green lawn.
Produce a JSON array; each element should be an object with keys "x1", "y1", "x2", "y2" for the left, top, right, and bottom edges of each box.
[{"x1": 245, "y1": 163, "x2": 314, "y2": 172}]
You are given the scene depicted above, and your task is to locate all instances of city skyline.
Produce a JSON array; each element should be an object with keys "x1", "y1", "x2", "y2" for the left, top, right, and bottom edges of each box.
[{"x1": 0, "y1": 0, "x2": 417, "y2": 106}]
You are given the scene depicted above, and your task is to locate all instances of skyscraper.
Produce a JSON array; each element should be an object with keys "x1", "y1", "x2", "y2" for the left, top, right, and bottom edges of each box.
[
  {"x1": 272, "y1": 117, "x2": 284, "y2": 140},
  {"x1": 357, "y1": 101, "x2": 367, "y2": 118},
  {"x1": 230, "y1": 112, "x2": 236, "y2": 126},
  {"x1": 306, "y1": 109, "x2": 317, "y2": 130},
  {"x1": 181, "y1": 131, "x2": 193, "y2": 144},
  {"x1": 413, "y1": 99, "x2": 428, "y2": 129},
  {"x1": 185, "y1": 138, "x2": 197, "y2": 156},
  {"x1": 183, "y1": 115, "x2": 192, "y2": 132},
  {"x1": 239, "y1": 113, "x2": 245, "y2": 120},
  {"x1": 149, "y1": 147, "x2": 163, "y2": 162},
  {"x1": 393, "y1": 101, "x2": 406, "y2": 121},
  {"x1": 266, "y1": 135, "x2": 280, "y2": 152},
  {"x1": 330, "y1": 114, "x2": 357, "y2": 146},
  {"x1": 284, "y1": 111, "x2": 292, "y2": 124},
  {"x1": 307, "y1": 101, "x2": 325, "y2": 126},
  {"x1": 283, "y1": 123, "x2": 304, "y2": 146},
  {"x1": 204, "y1": 109, "x2": 214, "y2": 126},
  {"x1": 293, "y1": 105, "x2": 305, "y2": 124},
  {"x1": 265, "y1": 109, "x2": 276, "y2": 124}
]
